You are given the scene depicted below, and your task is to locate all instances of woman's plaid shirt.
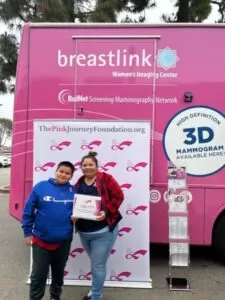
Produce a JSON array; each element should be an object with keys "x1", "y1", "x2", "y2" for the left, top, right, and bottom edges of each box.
[{"x1": 75, "y1": 172, "x2": 124, "y2": 230}]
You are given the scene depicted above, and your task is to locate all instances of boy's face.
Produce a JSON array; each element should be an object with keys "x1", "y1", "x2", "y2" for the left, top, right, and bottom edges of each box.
[{"x1": 55, "y1": 166, "x2": 73, "y2": 184}]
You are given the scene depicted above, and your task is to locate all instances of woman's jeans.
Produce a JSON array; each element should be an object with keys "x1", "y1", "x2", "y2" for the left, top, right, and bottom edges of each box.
[{"x1": 79, "y1": 227, "x2": 118, "y2": 300}]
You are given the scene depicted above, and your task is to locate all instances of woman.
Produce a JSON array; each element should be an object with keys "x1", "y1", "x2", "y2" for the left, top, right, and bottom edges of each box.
[{"x1": 74, "y1": 151, "x2": 124, "y2": 300}]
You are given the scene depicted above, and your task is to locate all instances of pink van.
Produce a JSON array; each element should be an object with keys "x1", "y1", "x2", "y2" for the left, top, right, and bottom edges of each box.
[{"x1": 10, "y1": 23, "x2": 225, "y2": 260}]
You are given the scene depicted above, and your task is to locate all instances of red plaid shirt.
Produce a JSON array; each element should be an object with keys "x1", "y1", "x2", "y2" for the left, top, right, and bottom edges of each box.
[{"x1": 75, "y1": 172, "x2": 124, "y2": 230}]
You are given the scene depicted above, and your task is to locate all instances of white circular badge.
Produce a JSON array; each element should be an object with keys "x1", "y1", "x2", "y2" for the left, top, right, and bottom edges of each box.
[{"x1": 163, "y1": 106, "x2": 225, "y2": 176}]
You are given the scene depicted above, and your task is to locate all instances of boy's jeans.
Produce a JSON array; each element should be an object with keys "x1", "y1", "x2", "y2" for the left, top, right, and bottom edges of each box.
[
  {"x1": 79, "y1": 227, "x2": 118, "y2": 300},
  {"x1": 29, "y1": 239, "x2": 71, "y2": 300}
]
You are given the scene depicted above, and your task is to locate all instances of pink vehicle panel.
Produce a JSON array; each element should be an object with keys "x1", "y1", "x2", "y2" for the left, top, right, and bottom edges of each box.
[{"x1": 10, "y1": 24, "x2": 225, "y2": 250}]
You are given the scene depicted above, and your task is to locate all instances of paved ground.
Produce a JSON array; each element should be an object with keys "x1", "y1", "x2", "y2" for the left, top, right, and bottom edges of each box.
[
  {"x1": 0, "y1": 166, "x2": 10, "y2": 187},
  {"x1": 1, "y1": 168, "x2": 225, "y2": 299}
]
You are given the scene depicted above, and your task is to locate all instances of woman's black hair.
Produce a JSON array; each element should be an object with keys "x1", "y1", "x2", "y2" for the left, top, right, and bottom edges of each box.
[
  {"x1": 56, "y1": 161, "x2": 75, "y2": 175},
  {"x1": 81, "y1": 151, "x2": 98, "y2": 166}
]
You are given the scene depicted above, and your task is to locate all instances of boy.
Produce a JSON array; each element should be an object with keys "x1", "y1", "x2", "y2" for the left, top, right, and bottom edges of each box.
[{"x1": 22, "y1": 161, "x2": 76, "y2": 300}]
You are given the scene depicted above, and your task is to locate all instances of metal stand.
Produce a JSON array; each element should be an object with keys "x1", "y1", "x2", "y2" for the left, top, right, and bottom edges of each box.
[
  {"x1": 167, "y1": 163, "x2": 191, "y2": 291},
  {"x1": 168, "y1": 252, "x2": 190, "y2": 290}
]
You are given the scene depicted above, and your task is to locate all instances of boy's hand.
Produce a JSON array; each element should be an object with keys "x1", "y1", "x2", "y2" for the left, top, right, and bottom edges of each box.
[
  {"x1": 71, "y1": 215, "x2": 79, "y2": 223},
  {"x1": 96, "y1": 211, "x2": 106, "y2": 221},
  {"x1": 24, "y1": 236, "x2": 32, "y2": 246}
]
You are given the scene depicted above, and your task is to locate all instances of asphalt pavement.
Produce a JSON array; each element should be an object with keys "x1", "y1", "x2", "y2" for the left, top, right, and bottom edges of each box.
[
  {"x1": 0, "y1": 166, "x2": 10, "y2": 187},
  {"x1": 1, "y1": 167, "x2": 225, "y2": 299}
]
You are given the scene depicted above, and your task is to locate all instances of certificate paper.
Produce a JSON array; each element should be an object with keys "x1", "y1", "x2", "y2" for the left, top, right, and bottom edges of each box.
[{"x1": 73, "y1": 194, "x2": 101, "y2": 220}]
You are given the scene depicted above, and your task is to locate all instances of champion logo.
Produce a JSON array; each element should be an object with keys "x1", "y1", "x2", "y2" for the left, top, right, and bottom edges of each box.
[
  {"x1": 78, "y1": 271, "x2": 92, "y2": 280},
  {"x1": 35, "y1": 162, "x2": 56, "y2": 172},
  {"x1": 111, "y1": 140, "x2": 132, "y2": 150},
  {"x1": 50, "y1": 141, "x2": 71, "y2": 151},
  {"x1": 43, "y1": 196, "x2": 55, "y2": 202},
  {"x1": 120, "y1": 183, "x2": 132, "y2": 191},
  {"x1": 126, "y1": 162, "x2": 147, "y2": 172},
  {"x1": 110, "y1": 271, "x2": 132, "y2": 281},
  {"x1": 69, "y1": 247, "x2": 85, "y2": 258},
  {"x1": 81, "y1": 140, "x2": 102, "y2": 150},
  {"x1": 99, "y1": 162, "x2": 117, "y2": 172},
  {"x1": 126, "y1": 249, "x2": 147, "y2": 260},
  {"x1": 126, "y1": 205, "x2": 148, "y2": 215},
  {"x1": 118, "y1": 227, "x2": 132, "y2": 237}
]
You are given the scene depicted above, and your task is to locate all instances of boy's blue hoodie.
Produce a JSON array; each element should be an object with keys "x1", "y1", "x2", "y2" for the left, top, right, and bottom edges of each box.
[{"x1": 22, "y1": 178, "x2": 76, "y2": 243}]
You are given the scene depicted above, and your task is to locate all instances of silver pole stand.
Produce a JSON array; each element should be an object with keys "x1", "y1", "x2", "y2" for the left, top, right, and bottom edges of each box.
[{"x1": 167, "y1": 163, "x2": 191, "y2": 291}]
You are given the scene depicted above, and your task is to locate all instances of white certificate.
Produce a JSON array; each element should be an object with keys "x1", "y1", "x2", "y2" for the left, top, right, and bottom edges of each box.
[{"x1": 73, "y1": 194, "x2": 101, "y2": 220}]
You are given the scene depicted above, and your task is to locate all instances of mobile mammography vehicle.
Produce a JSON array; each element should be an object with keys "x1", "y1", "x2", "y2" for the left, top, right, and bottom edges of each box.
[{"x1": 10, "y1": 23, "x2": 225, "y2": 260}]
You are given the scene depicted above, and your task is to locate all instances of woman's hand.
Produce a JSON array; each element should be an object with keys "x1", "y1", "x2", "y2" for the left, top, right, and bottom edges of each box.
[
  {"x1": 71, "y1": 215, "x2": 79, "y2": 223},
  {"x1": 24, "y1": 236, "x2": 32, "y2": 246},
  {"x1": 96, "y1": 210, "x2": 106, "y2": 221}
]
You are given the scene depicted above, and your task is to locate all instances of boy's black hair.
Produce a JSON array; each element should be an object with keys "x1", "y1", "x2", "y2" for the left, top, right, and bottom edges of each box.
[{"x1": 56, "y1": 161, "x2": 75, "y2": 175}]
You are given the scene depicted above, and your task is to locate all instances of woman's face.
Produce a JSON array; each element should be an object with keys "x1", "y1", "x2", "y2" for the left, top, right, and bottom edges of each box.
[{"x1": 81, "y1": 158, "x2": 98, "y2": 178}]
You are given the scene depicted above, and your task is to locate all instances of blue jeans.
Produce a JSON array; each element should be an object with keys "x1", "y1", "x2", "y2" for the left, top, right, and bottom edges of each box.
[{"x1": 79, "y1": 227, "x2": 118, "y2": 300}]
